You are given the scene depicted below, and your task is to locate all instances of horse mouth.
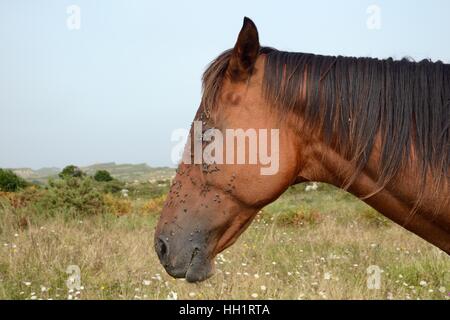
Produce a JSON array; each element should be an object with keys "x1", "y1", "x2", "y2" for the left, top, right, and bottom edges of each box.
[
  {"x1": 185, "y1": 247, "x2": 214, "y2": 283},
  {"x1": 159, "y1": 246, "x2": 213, "y2": 282},
  {"x1": 188, "y1": 247, "x2": 200, "y2": 268}
]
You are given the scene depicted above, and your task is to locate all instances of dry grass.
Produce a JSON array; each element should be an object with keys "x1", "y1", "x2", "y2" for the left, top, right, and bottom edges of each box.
[{"x1": 0, "y1": 184, "x2": 449, "y2": 300}]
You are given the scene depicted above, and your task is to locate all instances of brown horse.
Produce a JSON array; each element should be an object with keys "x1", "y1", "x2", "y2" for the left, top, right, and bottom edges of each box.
[{"x1": 155, "y1": 17, "x2": 450, "y2": 282}]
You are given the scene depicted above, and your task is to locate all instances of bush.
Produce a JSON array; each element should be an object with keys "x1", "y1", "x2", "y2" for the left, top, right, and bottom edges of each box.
[
  {"x1": 261, "y1": 207, "x2": 323, "y2": 227},
  {"x1": 0, "y1": 169, "x2": 28, "y2": 192},
  {"x1": 38, "y1": 177, "x2": 105, "y2": 216},
  {"x1": 59, "y1": 165, "x2": 85, "y2": 179},
  {"x1": 94, "y1": 170, "x2": 113, "y2": 182},
  {"x1": 140, "y1": 195, "x2": 166, "y2": 215},
  {"x1": 100, "y1": 179, "x2": 125, "y2": 194},
  {"x1": 0, "y1": 186, "x2": 44, "y2": 209},
  {"x1": 103, "y1": 194, "x2": 132, "y2": 216}
]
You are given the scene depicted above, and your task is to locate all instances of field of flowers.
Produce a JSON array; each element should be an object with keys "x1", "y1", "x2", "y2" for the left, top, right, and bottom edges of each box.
[{"x1": 0, "y1": 182, "x2": 448, "y2": 300}]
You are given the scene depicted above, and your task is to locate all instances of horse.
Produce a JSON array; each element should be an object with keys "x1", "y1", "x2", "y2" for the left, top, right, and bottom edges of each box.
[{"x1": 155, "y1": 17, "x2": 450, "y2": 282}]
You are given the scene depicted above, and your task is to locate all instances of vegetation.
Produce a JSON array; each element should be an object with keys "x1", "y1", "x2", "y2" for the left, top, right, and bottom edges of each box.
[
  {"x1": 100, "y1": 179, "x2": 125, "y2": 194},
  {"x1": 0, "y1": 169, "x2": 28, "y2": 192},
  {"x1": 58, "y1": 165, "x2": 85, "y2": 179},
  {"x1": 38, "y1": 177, "x2": 104, "y2": 217},
  {"x1": 11, "y1": 163, "x2": 175, "y2": 185},
  {"x1": 94, "y1": 170, "x2": 113, "y2": 182},
  {"x1": 103, "y1": 194, "x2": 132, "y2": 216},
  {"x1": 0, "y1": 175, "x2": 448, "y2": 300}
]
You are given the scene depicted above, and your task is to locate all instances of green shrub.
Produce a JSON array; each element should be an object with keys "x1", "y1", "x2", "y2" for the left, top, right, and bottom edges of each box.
[
  {"x1": 94, "y1": 170, "x2": 113, "y2": 182},
  {"x1": 0, "y1": 169, "x2": 28, "y2": 192},
  {"x1": 100, "y1": 179, "x2": 125, "y2": 194},
  {"x1": 38, "y1": 177, "x2": 105, "y2": 216},
  {"x1": 59, "y1": 165, "x2": 85, "y2": 179}
]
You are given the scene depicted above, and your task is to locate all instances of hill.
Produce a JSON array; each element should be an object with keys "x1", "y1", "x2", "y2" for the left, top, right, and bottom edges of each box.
[{"x1": 10, "y1": 163, "x2": 175, "y2": 183}]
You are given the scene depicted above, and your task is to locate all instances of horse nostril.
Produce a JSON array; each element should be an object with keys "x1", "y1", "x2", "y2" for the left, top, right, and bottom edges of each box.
[
  {"x1": 160, "y1": 239, "x2": 167, "y2": 256},
  {"x1": 156, "y1": 236, "x2": 169, "y2": 261}
]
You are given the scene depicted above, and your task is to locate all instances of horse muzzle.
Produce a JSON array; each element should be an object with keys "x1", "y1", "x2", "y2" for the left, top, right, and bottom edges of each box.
[{"x1": 154, "y1": 232, "x2": 215, "y2": 282}]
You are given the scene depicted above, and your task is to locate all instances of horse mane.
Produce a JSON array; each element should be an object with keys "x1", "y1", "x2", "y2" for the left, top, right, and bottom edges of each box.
[{"x1": 201, "y1": 47, "x2": 450, "y2": 194}]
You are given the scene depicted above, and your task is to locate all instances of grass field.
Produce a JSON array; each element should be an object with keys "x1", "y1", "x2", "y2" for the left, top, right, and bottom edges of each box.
[{"x1": 0, "y1": 182, "x2": 448, "y2": 300}]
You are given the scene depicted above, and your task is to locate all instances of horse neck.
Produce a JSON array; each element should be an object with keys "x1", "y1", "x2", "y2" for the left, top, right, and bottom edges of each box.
[{"x1": 296, "y1": 133, "x2": 450, "y2": 254}]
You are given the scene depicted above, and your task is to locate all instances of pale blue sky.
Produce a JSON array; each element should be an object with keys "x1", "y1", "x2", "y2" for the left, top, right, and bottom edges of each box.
[{"x1": 1, "y1": 0, "x2": 449, "y2": 169}]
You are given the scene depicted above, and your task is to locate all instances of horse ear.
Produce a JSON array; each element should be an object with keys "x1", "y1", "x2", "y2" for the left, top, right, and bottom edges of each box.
[{"x1": 227, "y1": 17, "x2": 260, "y2": 81}]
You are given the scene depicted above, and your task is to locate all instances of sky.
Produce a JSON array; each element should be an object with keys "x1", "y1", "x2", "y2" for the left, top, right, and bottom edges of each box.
[{"x1": 1, "y1": 0, "x2": 449, "y2": 169}]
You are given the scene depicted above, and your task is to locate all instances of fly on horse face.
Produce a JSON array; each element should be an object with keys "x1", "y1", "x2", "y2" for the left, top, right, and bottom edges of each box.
[{"x1": 155, "y1": 17, "x2": 450, "y2": 282}]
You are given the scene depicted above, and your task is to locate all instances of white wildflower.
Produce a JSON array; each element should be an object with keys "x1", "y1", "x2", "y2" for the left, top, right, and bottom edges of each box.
[{"x1": 167, "y1": 291, "x2": 178, "y2": 300}]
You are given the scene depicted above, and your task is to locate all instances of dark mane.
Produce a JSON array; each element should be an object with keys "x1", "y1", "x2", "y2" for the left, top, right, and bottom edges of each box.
[{"x1": 201, "y1": 47, "x2": 450, "y2": 192}]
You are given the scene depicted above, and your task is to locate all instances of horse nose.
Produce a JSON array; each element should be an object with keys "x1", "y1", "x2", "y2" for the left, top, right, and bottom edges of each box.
[{"x1": 155, "y1": 236, "x2": 170, "y2": 266}]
